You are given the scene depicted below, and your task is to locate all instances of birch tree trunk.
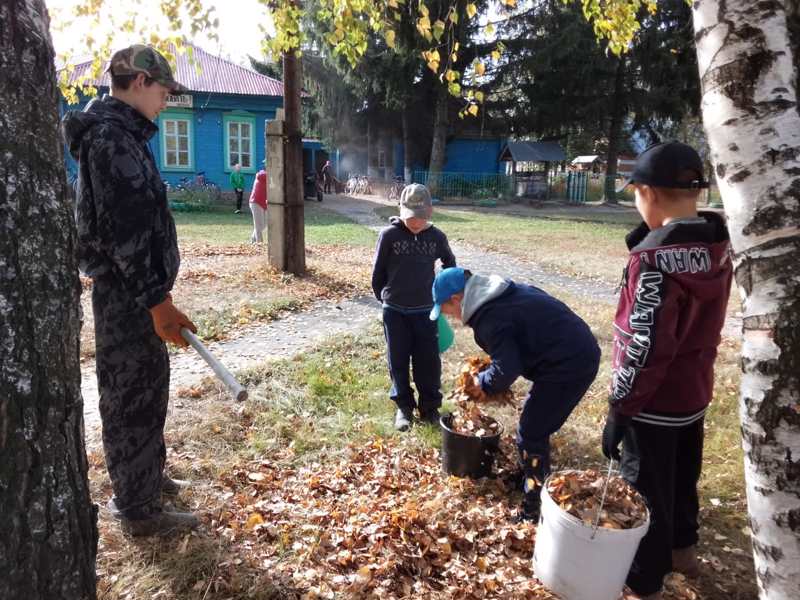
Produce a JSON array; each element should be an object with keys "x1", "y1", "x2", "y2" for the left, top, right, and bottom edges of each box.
[
  {"x1": 0, "y1": 1, "x2": 98, "y2": 598},
  {"x1": 693, "y1": 2, "x2": 800, "y2": 597}
]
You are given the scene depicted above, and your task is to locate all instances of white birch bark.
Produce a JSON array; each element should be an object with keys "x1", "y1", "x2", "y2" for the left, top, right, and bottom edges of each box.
[{"x1": 693, "y1": 1, "x2": 800, "y2": 598}]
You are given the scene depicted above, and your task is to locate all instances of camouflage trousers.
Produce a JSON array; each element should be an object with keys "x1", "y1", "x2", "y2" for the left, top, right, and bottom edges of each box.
[{"x1": 92, "y1": 278, "x2": 169, "y2": 520}]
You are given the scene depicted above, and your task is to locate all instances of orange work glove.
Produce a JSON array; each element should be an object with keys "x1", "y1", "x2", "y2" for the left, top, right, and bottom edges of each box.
[{"x1": 149, "y1": 296, "x2": 197, "y2": 347}]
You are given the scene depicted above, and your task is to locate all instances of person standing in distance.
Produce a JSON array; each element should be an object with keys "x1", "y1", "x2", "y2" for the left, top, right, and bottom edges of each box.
[{"x1": 63, "y1": 45, "x2": 199, "y2": 536}]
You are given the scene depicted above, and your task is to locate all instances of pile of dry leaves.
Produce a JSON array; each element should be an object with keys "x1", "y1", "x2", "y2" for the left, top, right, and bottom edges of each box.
[
  {"x1": 214, "y1": 441, "x2": 557, "y2": 599},
  {"x1": 546, "y1": 470, "x2": 648, "y2": 530},
  {"x1": 447, "y1": 357, "x2": 512, "y2": 437}
]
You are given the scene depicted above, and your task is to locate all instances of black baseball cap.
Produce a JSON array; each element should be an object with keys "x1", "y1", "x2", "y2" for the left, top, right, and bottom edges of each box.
[{"x1": 617, "y1": 141, "x2": 709, "y2": 193}]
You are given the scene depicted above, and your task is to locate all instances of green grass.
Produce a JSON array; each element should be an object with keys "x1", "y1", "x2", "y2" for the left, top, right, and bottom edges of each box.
[
  {"x1": 174, "y1": 204, "x2": 376, "y2": 247},
  {"x1": 238, "y1": 325, "x2": 444, "y2": 461}
]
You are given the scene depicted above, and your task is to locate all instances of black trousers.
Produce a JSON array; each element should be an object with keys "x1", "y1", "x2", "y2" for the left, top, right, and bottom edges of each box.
[
  {"x1": 323, "y1": 177, "x2": 332, "y2": 193},
  {"x1": 382, "y1": 307, "x2": 442, "y2": 413},
  {"x1": 622, "y1": 417, "x2": 704, "y2": 595},
  {"x1": 235, "y1": 189, "x2": 244, "y2": 210},
  {"x1": 93, "y1": 279, "x2": 170, "y2": 520}
]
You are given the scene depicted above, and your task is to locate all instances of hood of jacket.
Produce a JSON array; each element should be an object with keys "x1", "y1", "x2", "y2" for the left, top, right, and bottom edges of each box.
[
  {"x1": 62, "y1": 95, "x2": 158, "y2": 160},
  {"x1": 462, "y1": 273, "x2": 511, "y2": 324},
  {"x1": 389, "y1": 215, "x2": 433, "y2": 234},
  {"x1": 624, "y1": 211, "x2": 731, "y2": 302}
]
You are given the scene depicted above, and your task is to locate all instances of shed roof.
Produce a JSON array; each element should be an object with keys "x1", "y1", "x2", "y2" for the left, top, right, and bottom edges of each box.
[
  {"x1": 571, "y1": 155, "x2": 601, "y2": 164},
  {"x1": 499, "y1": 141, "x2": 566, "y2": 163},
  {"x1": 60, "y1": 44, "x2": 285, "y2": 97}
]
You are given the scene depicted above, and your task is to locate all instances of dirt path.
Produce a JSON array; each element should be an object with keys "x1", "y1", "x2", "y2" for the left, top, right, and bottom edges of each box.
[
  {"x1": 327, "y1": 193, "x2": 617, "y2": 303},
  {"x1": 325, "y1": 193, "x2": 741, "y2": 334}
]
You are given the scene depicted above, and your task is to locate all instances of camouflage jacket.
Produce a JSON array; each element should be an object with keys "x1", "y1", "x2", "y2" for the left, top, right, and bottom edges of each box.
[{"x1": 62, "y1": 95, "x2": 179, "y2": 309}]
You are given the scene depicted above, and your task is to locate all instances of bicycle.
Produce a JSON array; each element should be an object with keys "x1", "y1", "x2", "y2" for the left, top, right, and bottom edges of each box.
[{"x1": 387, "y1": 176, "x2": 405, "y2": 202}]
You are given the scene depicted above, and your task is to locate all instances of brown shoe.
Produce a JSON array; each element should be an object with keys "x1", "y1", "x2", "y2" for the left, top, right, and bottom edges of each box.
[
  {"x1": 672, "y1": 545, "x2": 700, "y2": 578},
  {"x1": 120, "y1": 510, "x2": 200, "y2": 537}
]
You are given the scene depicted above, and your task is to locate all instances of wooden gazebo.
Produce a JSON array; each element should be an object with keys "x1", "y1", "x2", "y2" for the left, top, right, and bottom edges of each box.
[{"x1": 499, "y1": 140, "x2": 566, "y2": 200}]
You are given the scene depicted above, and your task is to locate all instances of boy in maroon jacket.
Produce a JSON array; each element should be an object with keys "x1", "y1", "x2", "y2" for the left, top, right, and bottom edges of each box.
[{"x1": 601, "y1": 142, "x2": 733, "y2": 600}]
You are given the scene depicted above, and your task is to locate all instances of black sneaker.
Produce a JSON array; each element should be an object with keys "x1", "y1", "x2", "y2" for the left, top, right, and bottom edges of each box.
[
  {"x1": 234, "y1": 209, "x2": 242, "y2": 214},
  {"x1": 520, "y1": 487, "x2": 542, "y2": 521},
  {"x1": 419, "y1": 408, "x2": 442, "y2": 427},
  {"x1": 394, "y1": 408, "x2": 413, "y2": 432}
]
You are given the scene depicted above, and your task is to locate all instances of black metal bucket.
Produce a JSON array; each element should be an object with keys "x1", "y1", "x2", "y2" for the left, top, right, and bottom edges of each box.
[{"x1": 440, "y1": 413, "x2": 503, "y2": 479}]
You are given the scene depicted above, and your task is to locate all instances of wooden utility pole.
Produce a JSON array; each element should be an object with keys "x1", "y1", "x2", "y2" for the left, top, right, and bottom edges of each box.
[{"x1": 267, "y1": 48, "x2": 305, "y2": 275}]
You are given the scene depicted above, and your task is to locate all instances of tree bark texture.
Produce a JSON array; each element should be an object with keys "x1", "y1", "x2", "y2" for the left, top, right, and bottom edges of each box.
[
  {"x1": 693, "y1": 2, "x2": 800, "y2": 598},
  {"x1": 603, "y1": 55, "x2": 627, "y2": 204},
  {"x1": 281, "y1": 49, "x2": 305, "y2": 275},
  {"x1": 427, "y1": 85, "x2": 449, "y2": 197},
  {"x1": 0, "y1": 1, "x2": 98, "y2": 599},
  {"x1": 402, "y1": 109, "x2": 413, "y2": 183}
]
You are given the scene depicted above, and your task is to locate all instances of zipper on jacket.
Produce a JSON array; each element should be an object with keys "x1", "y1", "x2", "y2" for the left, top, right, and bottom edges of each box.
[{"x1": 616, "y1": 266, "x2": 628, "y2": 294}]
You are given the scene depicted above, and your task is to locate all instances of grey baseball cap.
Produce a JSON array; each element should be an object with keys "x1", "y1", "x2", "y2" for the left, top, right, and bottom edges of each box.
[{"x1": 399, "y1": 183, "x2": 433, "y2": 220}]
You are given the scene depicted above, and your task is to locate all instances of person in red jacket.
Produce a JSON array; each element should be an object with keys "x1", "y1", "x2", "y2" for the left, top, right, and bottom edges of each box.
[
  {"x1": 602, "y1": 142, "x2": 733, "y2": 600},
  {"x1": 249, "y1": 168, "x2": 268, "y2": 243}
]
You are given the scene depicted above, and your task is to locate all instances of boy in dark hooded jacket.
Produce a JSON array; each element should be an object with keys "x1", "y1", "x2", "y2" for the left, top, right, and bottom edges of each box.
[
  {"x1": 430, "y1": 267, "x2": 601, "y2": 520},
  {"x1": 62, "y1": 45, "x2": 198, "y2": 536},
  {"x1": 372, "y1": 184, "x2": 456, "y2": 431},
  {"x1": 602, "y1": 142, "x2": 733, "y2": 600}
]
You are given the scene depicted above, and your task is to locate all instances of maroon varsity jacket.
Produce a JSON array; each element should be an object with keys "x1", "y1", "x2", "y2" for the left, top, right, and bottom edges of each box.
[{"x1": 610, "y1": 212, "x2": 733, "y2": 427}]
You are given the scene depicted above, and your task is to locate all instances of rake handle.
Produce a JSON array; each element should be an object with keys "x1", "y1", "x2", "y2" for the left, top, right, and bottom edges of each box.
[{"x1": 181, "y1": 328, "x2": 248, "y2": 402}]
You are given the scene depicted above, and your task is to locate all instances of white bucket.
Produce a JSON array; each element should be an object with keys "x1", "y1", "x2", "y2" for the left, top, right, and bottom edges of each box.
[{"x1": 532, "y1": 471, "x2": 650, "y2": 600}]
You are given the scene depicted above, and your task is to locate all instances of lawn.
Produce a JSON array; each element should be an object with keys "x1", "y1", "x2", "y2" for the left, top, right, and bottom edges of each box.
[{"x1": 173, "y1": 203, "x2": 377, "y2": 247}]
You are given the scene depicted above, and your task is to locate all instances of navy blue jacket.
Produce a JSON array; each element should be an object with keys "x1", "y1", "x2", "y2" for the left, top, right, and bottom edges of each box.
[
  {"x1": 371, "y1": 217, "x2": 456, "y2": 311},
  {"x1": 469, "y1": 282, "x2": 600, "y2": 393}
]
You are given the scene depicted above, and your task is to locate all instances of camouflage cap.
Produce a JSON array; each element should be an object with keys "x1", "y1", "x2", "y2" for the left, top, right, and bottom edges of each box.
[{"x1": 106, "y1": 44, "x2": 188, "y2": 94}]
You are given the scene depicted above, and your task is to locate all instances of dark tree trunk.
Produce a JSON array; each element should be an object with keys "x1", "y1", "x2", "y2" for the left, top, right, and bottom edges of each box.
[
  {"x1": 402, "y1": 109, "x2": 413, "y2": 183},
  {"x1": 428, "y1": 85, "x2": 449, "y2": 197},
  {"x1": 0, "y1": 2, "x2": 98, "y2": 599},
  {"x1": 603, "y1": 56, "x2": 627, "y2": 204}
]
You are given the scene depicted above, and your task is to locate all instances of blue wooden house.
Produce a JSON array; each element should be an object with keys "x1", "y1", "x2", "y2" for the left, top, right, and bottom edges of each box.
[{"x1": 60, "y1": 45, "x2": 331, "y2": 193}]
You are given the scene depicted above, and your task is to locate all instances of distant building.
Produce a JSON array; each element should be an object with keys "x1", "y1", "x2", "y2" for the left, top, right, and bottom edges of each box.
[
  {"x1": 59, "y1": 44, "x2": 331, "y2": 191},
  {"x1": 571, "y1": 155, "x2": 603, "y2": 172}
]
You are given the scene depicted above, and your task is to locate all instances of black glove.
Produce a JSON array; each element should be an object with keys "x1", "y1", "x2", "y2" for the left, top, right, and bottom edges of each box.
[{"x1": 602, "y1": 412, "x2": 631, "y2": 461}]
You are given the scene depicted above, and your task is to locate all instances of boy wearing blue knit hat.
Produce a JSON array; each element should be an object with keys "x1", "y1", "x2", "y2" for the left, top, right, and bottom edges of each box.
[{"x1": 431, "y1": 267, "x2": 600, "y2": 520}]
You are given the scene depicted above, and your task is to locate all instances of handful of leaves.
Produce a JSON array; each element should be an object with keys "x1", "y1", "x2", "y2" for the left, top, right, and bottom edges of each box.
[
  {"x1": 453, "y1": 356, "x2": 514, "y2": 406},
  {"x1": 547, "y1": 470, "x2": 648, "y2": 530},
  {"x1": 447, "y1": 356, "x2": 511, "y2": 437}
]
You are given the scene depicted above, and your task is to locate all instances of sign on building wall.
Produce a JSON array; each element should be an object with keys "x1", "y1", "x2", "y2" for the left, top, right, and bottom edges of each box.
[{"x1": 166, "y1": 94, "x2": 193, "y2": 108}]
